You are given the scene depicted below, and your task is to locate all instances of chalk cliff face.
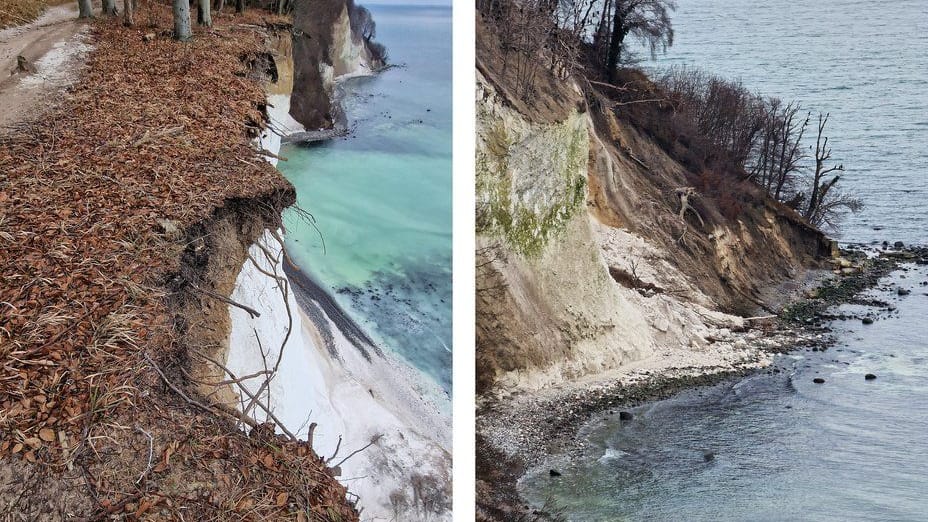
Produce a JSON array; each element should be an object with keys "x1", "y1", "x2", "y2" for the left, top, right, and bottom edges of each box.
[
  {"x1": 475, "y1": 34, "x2": 831, "y2": 396},
  {"x1": 289, "y1": 0, "x2": 379, "y2": 130},
  {"x1": 476, "y1": 72, "x2": 653, "y2": 392},
  {"x1": 210, "y1": 14, "x2": 452, "y2": 522}
]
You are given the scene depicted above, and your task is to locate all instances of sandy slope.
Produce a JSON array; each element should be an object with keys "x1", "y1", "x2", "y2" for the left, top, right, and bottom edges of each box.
[{"x1": 0, "y1": 4, "x2": 88, "y2": 130}]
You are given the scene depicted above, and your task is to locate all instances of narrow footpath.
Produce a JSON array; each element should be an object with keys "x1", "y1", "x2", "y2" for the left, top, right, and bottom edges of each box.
[{"x1": 0, "y1": 3, "x2": 86, "y2": 130}]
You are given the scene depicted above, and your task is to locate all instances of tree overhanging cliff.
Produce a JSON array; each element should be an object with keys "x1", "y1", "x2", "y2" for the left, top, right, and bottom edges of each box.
[{"x1": 0, "y1": 6, "x2": 358, "y2": 519}]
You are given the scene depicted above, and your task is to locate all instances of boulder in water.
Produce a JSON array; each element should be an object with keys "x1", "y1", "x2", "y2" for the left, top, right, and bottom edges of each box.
[
  {"x1": 702, "y1": 451, "x2": 715, "y2": 462},
  {"x1": 813, "y1": 377, "x2": 826, "y2": 384},
  {"x1": 549, "y1": 469, "x2": 561, "y2": 477},
  {"x1": 865, "y1": 373, "x2": 877, "y2": 380},
  {"x1": 619, "y1": 411, "x2": 633, "y2": 421},
  {"x1": 862, "y1": 317, "x2": 874, "y2": 325}
]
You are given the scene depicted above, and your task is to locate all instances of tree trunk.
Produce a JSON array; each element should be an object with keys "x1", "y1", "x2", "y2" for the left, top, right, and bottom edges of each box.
[
  {"x1": 606, "y1": 9, "x2": 626, "y2": 82},
  {"x1": 102, "y1": 0, "x2": 117, "y2": 15},
  {"x1": 198, "y1": 0, "x2": 212, "y2": 26},
  {"x1": 77, "y1": 0, "x2": 94, "y2": 18},
  {"x1": 236, "y1": 0, "x2": 245, "y2": 14},
  {"x1": 216, "y1": 0, "x2": 225, "y2": 13},
  {"x1": 124, "y1": 0, "x2": 134, "y2": 26},
  {"x1": 173, "y1": 0, "x2": 192, "y2": 40}
]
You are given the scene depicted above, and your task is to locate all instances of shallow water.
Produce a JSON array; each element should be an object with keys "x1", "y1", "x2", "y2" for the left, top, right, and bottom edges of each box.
[
  {"x1": 278, "y1": 5, "x2": 452, "y2": 393},
  {"x1": 521, "y1": 1, "x2": 928, "y2": 518},
  {"x1": 522, "y1": 268, "x2": 928, "y2": 520}
]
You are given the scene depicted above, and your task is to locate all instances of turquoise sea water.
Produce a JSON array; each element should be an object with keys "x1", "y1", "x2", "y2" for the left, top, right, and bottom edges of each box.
[
  {"x1": 279, "y1": 5, "x2": 452, "y2": 393},
  {"x1": 522, "y1": 1, "x2": 928, "y2": 519}
]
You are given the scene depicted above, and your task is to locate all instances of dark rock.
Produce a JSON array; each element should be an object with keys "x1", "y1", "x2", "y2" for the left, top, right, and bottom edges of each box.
[
  {"x1": 813, "y1": 378, "x2": 826, "y2": 384},
  {"x1": 894, "y1": 241, "x2": 905, "y2": 249},
  {"x1": 865, "y1": 373, "x2": 877, "y2": 380},
  {"x1": 702, "y1": 451, "x2": 715, "y2": 462},
  {"x1": 549, "y1": 469, "x2": 561, "y2": 477},
  {"x1": 862, "y1": 317, "x2": 874, "y2": 325},
  {"x1": 898, "y1": 288, "x2": 911, "y2": 296},
  {"x1": 618, "y1": 411, "x2": 633, "y2": 421}
]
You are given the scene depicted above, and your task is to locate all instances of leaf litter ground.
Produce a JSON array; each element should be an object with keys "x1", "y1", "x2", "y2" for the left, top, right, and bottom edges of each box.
[{"x1": 0, "y1": 5, "x2": 357, "y2": 520}]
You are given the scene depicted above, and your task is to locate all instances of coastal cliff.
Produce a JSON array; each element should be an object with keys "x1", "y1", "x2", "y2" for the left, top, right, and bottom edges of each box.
[
  {"x1": 0, "y1": 6, "x2": 364, "y2": 519},
  {"x1": 289, "y1": 0, "x2": 384, "y2": 131},
  {"x1": 475, "y1": 13, "x2": 831, "y2": 519},
  {"x1": 476, "y1": 35, "x2": 829, "y2": 397},
  {"x1": 217, "y1": 5, "x2": 452, "y2": 521}
]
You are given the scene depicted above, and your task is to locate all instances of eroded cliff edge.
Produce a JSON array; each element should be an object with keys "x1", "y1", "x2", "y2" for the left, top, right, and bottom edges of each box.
[
  {"x1": 216, "y1": 6, "x2": 452, "y2": 521},
  {"x1": 0, "y1": 5, "x2": 380, "y2": 520},
  {"x1": 475, "y1": 13, "x2": 831, "y2": 520},
  {"x1": 289, "y1": 0, "x2": 385, "y2": 132}
]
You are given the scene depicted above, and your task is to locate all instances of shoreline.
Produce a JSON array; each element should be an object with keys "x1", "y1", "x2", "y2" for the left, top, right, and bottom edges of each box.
[
  {"x1": 478, "y1": 243, "x2": 927, "y2": 520},
  {"x1": 237, "y1": 57, "x2": 453, "y2": 518},
  {"x1": 282, "y1": 67, "x2": 381, "y2": 144}
]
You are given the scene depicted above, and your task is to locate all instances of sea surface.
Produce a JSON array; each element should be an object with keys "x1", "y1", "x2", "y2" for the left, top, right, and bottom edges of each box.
[
  {"x1": 278, "y1": 4, "x2": 452, "y2": 393},
  {"x1": 521, "y1": 1, "x2": 928, "y2": 519}
]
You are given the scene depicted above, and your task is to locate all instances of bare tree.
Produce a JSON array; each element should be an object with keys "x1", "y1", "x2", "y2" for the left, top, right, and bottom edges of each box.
[
  {"x1": 77, "y1": 0, "x2": 93, "y2": 18},
  {"x1": 349, "y1": 4, "x2": 376, "y2": 42},
  {"x1": 750, "y1": 99, "x2": 808, "y2": 200},
  {"x1": 236, "y1": 0, "x2": 245, "y2": 14},
  {"x1": 605, "y1": 0, "x2": 676, "y2": 81},
  {"x1": 803, "y1": 113, "x2": 860, "y2": 228},
  {"x1": 197, "y1": 0, "x2": 212, "y2": 27},
  {"x1": 102, "y1": 0, "x2": 117, "y2": 16},
  {"x1": 173, "y1": 0, "x2": 191, "y2": 40},
  {"x1": 659, "y1": 66, "x2": 765, "y2": 170},
  {"x1": 123, "y1": 0, "x2": 135, "y2": 26}
]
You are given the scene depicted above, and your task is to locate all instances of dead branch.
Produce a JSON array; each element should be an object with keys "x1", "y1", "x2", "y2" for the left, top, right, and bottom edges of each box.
[
  {"x1": 192, "y1": 349, "x2": 298, "y2": 441},
  {"x1": 331, "y1": 434, "x2": 383, "y2": 470},
  {"x1": 307, "y1": 422, "x2": 317, "y2": 449},
  {"x1": 257, "y1": 148, "x2": 288, "y2": 161},
  {"x1": 135, "y1": 426, "x2": 153, "y2": 484},
  {"x1": 189, "y1": 282, "x2": 261, "y2": 318},
  {"x1": 325, "y1": 435, "x2": 343, "y2": 465}
]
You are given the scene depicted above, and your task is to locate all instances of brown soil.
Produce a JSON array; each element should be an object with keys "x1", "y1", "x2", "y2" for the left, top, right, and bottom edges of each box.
[
  {"x1": 476, "y1": 12, "x2": 580, "y2": 125},
  {"x1": 289, "y1": 0, "x2": 345, "y2": 130},
  {"x1": 0, "y1": 6, "x2": 356, "y2": 521}
]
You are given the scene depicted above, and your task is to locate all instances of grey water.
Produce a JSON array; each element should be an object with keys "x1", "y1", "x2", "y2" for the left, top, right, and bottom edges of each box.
[
  {"x1": 521, "y1": 0, "x2": 928, "y2": 519},
  {"x1": 643, "y1": 0, "x2": 928, "y2": 245}
]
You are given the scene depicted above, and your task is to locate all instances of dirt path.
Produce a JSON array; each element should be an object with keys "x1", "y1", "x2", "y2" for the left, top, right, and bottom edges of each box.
[{"x1": 0, "y1": 4, "x2": 89, "y2": 131}]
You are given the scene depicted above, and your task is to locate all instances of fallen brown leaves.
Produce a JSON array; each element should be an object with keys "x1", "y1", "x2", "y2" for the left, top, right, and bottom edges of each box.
[
  {"x1": 0, "y1": 0, "x2": 70, "y2": 29},
  {"x1": 0, "y1": 5, "x2": 356, "y2": 521}
]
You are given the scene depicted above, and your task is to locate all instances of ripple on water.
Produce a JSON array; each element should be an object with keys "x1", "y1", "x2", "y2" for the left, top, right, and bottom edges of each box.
[{"x1": 522, "y1": 266, "x2": 928, "y2": 519}]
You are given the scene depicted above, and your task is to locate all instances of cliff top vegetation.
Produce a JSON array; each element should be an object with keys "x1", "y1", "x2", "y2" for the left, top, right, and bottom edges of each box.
[
  {"x1": 477, "y1": 0, "x2": 861, "y2": 231},
  {"x1": 0, "y1": 4, "x2": 357, "y2": 520}
]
